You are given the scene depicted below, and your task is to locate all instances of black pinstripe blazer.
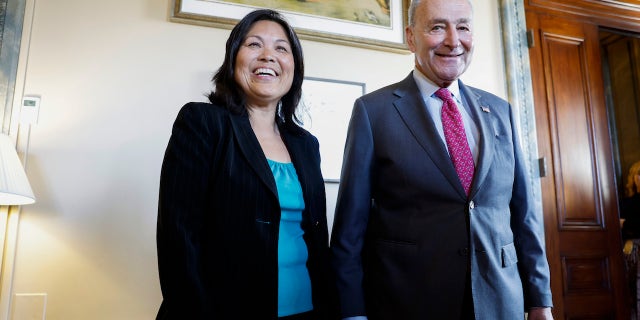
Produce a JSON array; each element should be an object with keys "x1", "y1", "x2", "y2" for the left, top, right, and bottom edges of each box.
[{"x1": 156, "y1": 102, "x2": 334, "y2": 319}]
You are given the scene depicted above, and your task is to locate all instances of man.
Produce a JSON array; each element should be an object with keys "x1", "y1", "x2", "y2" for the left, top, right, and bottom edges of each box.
[{"x1": 330, "y1": 0, "x2": 554, "y2": 319}]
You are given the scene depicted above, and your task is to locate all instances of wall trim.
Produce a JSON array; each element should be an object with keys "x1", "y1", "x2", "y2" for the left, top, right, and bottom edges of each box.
[{"x1": 499, "y1": 1, "x2": 544, "y2": 215}]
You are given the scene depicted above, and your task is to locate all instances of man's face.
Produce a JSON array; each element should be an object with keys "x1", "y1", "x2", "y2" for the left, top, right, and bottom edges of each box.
[{"x1": 406, "y1": 0, "x2": 474, "y2": 87}]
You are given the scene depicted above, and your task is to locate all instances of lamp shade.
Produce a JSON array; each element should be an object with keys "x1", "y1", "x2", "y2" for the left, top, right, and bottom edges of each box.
[{"x1": 0, "y1": 134, "x2": 35, "y2": 205}]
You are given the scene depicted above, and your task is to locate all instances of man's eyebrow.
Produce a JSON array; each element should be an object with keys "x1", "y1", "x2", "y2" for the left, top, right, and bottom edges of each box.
[{"x1": 429, "y1": 17, "x2": 471, "y2": 24}]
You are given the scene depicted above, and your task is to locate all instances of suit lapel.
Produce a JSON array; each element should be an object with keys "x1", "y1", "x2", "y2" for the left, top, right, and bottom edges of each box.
[
  {"x1": 229, "y1": 113, "x2": 278, "y2": 198},
  {"x1": 459, "y1": 81, "x2": 495, "y2": 198},
  {"x1": 393, "y1": 75, "x2": 464, "y2": 195}
]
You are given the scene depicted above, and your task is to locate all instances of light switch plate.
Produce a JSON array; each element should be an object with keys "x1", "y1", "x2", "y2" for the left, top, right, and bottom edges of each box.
[{"x1": 21, "y1": 95, "x2": 41, "y2": 124}]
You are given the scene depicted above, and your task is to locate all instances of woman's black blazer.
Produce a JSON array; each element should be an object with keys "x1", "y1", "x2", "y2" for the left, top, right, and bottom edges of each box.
[{"x1": 156, "y1": 102, "x2": 334, "y2": 319}]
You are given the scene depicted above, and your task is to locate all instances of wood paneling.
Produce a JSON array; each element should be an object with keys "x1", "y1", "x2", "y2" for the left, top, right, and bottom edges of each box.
[
  {"x1": 542, "y1": 33, "x2": 604, "y2": 229},
  {"x1": 563, "y1": 257, "x2": 611, "y2": 294}
]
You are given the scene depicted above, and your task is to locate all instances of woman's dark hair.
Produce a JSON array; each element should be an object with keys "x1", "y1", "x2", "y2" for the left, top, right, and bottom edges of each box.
[{"x1": 208, "y1": 9, "x2": 305, "y2": 131}]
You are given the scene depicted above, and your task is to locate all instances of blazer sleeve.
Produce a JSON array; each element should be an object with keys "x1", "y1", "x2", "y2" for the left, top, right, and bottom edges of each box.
[
  {"x1": 507, "y1": 104, "x2": 553, "y2": 308},
  {"x1": 156, "y1": 103, "x2": 216, "y2": 316},
  {"x1": 331, "y1": 99, "x2": 375, "y2": 317}
]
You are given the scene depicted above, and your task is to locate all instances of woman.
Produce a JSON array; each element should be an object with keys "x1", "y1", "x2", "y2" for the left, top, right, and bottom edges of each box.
[
  {"x1": 622, "y1": 160, "x2": 640, "y2": 240},
  {"x1": 156, "y1": 9, "x2": 334, "y2": 319}
]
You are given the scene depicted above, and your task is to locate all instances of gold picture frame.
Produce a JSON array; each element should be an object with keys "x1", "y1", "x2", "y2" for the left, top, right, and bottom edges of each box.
[{"x1": 171, "y1": 0, "x2": 410, "y2": 53}]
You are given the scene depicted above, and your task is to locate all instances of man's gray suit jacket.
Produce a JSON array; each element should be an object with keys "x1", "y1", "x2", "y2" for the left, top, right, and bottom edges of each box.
[{"x1": 331, "y1": 73, "x2": 553, "y2": 320}]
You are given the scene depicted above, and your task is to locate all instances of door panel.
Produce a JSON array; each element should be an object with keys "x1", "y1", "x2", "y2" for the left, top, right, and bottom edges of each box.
[
  {"x1": 526, "y1": 8, "x2": 629, "y2": 319},
  {"x1": 543, "y1": 32, "x2": 601, "y2": 228}
]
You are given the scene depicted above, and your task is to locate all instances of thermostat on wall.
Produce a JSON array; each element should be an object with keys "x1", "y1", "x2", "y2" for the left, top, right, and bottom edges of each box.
[{"x1": 21, "y1": 95, "x2": 41, "y2": 124}]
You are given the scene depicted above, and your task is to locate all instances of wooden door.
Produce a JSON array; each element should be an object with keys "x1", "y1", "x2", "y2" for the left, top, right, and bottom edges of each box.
[{"x1": 526, "y1": 7, "x2": 629, "y2": 320}]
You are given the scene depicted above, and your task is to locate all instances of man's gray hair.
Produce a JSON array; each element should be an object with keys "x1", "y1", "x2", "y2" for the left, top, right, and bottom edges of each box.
[{"x1": 408, "y1": 0, "x2": 473, "y2": 26}]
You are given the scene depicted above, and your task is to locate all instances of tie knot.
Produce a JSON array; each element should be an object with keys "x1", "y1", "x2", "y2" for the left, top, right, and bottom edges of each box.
[{"x1": 435, "y1": 88, "x2": 453, "y2": 102}]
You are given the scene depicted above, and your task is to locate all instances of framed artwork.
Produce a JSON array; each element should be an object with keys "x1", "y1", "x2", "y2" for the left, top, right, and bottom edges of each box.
[
  {"x1": 299, "y1": 77, "x2": 365, "y2": 183},
  {"x1": 171, "y1": 0, "x2": 409, "y2": 53}
]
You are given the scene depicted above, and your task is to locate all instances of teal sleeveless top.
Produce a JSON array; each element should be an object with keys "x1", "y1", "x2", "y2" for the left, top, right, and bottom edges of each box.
[{"x1": 267, "y1": 159, "x2": 313, "y2": 317}]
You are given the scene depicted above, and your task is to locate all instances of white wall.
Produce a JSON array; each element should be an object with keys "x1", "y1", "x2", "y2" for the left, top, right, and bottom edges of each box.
[{"x1": 10, "y1": 0, "x2": 505, "y2": 319}]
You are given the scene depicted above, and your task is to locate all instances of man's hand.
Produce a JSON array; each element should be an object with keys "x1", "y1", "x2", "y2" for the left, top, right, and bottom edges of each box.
[{"x1": 528, "y1": 307, "x2": 553, "y2": 320}]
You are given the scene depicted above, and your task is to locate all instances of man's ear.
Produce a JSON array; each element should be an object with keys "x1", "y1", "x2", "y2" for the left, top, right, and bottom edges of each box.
[{"x1": 405, "y1": 26, "x2": 416, "y2": 53}]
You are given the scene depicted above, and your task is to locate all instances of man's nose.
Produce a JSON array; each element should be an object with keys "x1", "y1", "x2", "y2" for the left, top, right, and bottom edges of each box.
[{"x1": 443, "y1": 29, "x2": 461, "y2": 48}]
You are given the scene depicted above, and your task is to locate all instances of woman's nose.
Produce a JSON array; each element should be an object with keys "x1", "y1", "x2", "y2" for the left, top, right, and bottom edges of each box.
[{"x1": 259, "y1": 48, "x2": 276, "y2": 62}]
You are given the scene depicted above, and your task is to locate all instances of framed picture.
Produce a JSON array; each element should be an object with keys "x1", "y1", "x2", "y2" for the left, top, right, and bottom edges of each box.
[
  {"x1": 299, "y1": 77, "x2": 365, "y2": 183},
  {"x1": 171, "y1": 0, "x2": 409, "y2": 53}
]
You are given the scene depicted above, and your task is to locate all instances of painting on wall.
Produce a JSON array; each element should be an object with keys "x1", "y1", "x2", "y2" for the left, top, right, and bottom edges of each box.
[
  {"x1": 298, "y1": 77, "x2": 365, "y2": 182},
  {"x1": 172, "y1": 0, "x2": 409, "y2": 53}
]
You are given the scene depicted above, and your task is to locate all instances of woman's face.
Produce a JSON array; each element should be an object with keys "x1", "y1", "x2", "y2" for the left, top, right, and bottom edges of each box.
[{"x1": 234, "y1": 20, "x2": 295, "y2": 109}]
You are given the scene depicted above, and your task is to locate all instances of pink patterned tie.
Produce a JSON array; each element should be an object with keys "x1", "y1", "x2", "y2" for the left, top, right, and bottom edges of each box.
[{"x1": 435, "y1": 88, "x2": 475, "y2": 195}]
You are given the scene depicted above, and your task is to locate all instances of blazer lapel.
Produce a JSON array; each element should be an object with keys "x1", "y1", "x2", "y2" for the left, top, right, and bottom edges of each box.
[
  {"x1": 393, "y1": 74, "x2": 464, "y2": 195},
  {"x1": 229, "y1": 113, "x2": 278, "y2": 198},
  {"x1": 459, "y1": 81, "x2": 495, "y2": 198}
]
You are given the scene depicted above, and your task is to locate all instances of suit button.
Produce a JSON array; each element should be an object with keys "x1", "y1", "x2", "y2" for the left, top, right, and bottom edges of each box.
[
  {"x1": 469, "y1": 201, "x2": 475, "y2": 210},
  {"x1": 458, "y1": 248, "x2": 469, "y2": 256}
]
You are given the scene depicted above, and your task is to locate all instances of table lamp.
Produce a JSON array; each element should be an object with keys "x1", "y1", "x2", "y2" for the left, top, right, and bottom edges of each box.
[{"x1": 0, "y1": 134, "x2": 35, "y2": 205}]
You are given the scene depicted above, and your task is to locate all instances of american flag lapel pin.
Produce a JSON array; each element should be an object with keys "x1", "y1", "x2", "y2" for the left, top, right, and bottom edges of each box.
[{"x1": 481, "y1": 106, "x2": 490, "y2": 113}]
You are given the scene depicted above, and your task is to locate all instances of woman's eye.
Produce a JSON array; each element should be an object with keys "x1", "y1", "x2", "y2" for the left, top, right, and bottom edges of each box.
[{"x1": 247, "y1": 42, "x2": 261, "y2": 48}]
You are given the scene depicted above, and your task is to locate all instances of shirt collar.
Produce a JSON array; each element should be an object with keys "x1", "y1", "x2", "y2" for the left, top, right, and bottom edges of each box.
[{"x1": 412, "y1": 67, "x2": 462, "y2": 103}]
